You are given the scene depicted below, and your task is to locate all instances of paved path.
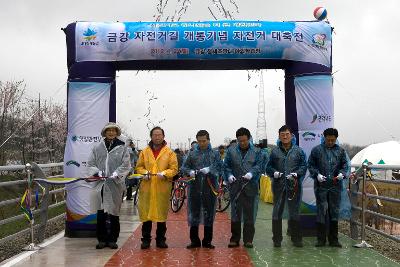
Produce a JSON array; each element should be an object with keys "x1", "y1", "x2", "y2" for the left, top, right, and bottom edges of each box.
[
  {"x1": 247, "y1": 202, "x2": 399, "y2": 267},
  {"x1": 105, "y1": 208, "x2": 251, "y2": 266},
  {"x1": 2, "y1": 200, "x2": 399, "y2": 267},
  {"x1": 4, "y1": 200, "x2": 140, "y2": 267}
]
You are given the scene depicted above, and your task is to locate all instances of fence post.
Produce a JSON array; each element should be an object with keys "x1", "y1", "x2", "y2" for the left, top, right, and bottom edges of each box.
[
  {"x1": 23, "y1": 163, "x2": 41, "y2": 251},
  {"x1": 349, "y1": 176, "x2": 359, "y2": 239},
  {"x1": 353, "y1": 162, "x2": 373, "y2": 248}
]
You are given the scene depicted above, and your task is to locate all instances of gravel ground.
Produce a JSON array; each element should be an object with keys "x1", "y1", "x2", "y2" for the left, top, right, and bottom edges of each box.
[
  {"x1": 339, "y1": 220, "x2": 400, "y2": 263},
  {"x1": 0, "y1": 216, "x2": 65, "y2": 263}
]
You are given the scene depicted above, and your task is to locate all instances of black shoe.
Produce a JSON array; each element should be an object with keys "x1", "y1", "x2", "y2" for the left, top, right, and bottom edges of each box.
[
  {"x1": 186, "y1": 242, "x2": 201, "y2": 249},
  {"x1": 289, "y1": 220, "x2": 303, "y2": 248},
  {"x1": 202, "y1": 242, "x2": 215, "y2": 249},
  {"x1": 329, "y1": 241, "x2": 342, "y2": 248},
  {"x1": 272, "y1": 220, "x2": 283, "y2": 248},
  {"x1": 316, "y1": 223, "x2": 327, "y2": 248},
  {"x1": 228, "y1": 241, "x2": 239, "y2": 248},
  {"x1": 126, "y1": 197, "x2": 132, "y2": 201},
  {"x1": 244, "y1": 242, "x2": 253, "y2": 248},
  {"x1": 108, "y1": 242, "x2": 118, "y2": 249},
  {"x1": 293, "y1": 241, "x2": 303, "y2": 247},
  {"x1": 141, "y1": 240, "x2": 150, "y2": 249},
  {"x1": 96, "y1": 242, "x2": 107, "y2": 249},
  {"x1": 328, "y1": 221, "x2": 341, "y2": 248},
  {"x1": 156, "y1": 240, "x2": 168, "y2": 248}
]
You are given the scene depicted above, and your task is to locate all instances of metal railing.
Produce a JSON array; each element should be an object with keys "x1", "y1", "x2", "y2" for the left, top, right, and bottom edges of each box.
[
  {"x1": 0, "y1": 162, "x2": 63, "y2": 172},
  {"x1": 0, "y1": 162, "x2": 65, "y2": 248},
  {"x1": 350, "y1": 163, "x2": 400, "y2": 247}
]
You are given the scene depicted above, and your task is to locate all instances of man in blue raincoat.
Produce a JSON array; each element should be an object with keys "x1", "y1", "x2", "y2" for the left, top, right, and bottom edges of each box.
[
  {"x1": 224, "y1": 127, "x2": 263, "y2": 248},
  {"x1": 181, "y1": 130, "x2": 223, "y2": 249},
  {"x1": 266, "y1": 125, "x2": 307, "y2": 247},
  {"x1": 308, "y1": 128, "x2": 350, "y2": 247}
]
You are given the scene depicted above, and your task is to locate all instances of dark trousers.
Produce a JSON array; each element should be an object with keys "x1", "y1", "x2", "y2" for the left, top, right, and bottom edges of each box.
[
  {"x1": 190, "y1": 225, "x2": 213, "y2": 244},
  {"x1": 96, "y1": 209, "x2": 120, "y2": 243},
  {"x1": 230, "y1": 222, "x2": 255, "y2": 243},
  {"x1": 126, "y1": 186, "x2": 133, "y2": 199},
  {"x1": 317, "y1": 221, "x2": 339, "y2": 244},
  {"x1": 125, "y1": 177, "x2": 138, "y2": 200},
  {"x1": 230, "y1": 185, "x2": 258, "y2": 244},
  {"x1": 141, "y1": 221, "x2": 167, "y2": 242}
]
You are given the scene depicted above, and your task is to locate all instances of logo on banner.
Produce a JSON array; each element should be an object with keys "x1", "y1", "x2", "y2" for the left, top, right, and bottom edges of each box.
[
  {"x1": 310, "y1": 34, "x2": 328, "y2": 51},
  {"x1": 66, "y1": 160, "x2": 88, "y2": 168},
  {"x1": 81, "y1": 28, "x2": 99, "y2": 46},
  {"x1": 302, "y1": 131, "x2": 318, "y2": 141},
  {"x1": 310, "y1": 113, "x2": 332, "y2": 124},
  {"x1": 312, "y1": 34, "x2": 326, "y2": 46},
  {"x1": 66, "y1": 160, "x2": 81, "y2": 167},
  {"x1": 71, "y1": 135, "x2": 102, "y2": 143}
]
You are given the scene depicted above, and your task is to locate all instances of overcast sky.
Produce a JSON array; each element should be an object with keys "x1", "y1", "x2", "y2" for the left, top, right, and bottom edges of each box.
[{"x1": 1, "y1": 0, "x2": 399, "y2": 149}]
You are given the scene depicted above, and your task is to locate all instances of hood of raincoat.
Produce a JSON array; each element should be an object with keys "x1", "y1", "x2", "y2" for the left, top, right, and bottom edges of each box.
[
  {"x1": 193, "y1": 143, "x2": 212, "y2": 152},
  {"x1": 320, "y1": 135, "x2": 340, "y2": 147},
  {"x1": 101, "y1": 122, "x2": 122, "y2": 137},
  {"x1": 276, "y1": 134, "x2": 297, "y2": 147}
]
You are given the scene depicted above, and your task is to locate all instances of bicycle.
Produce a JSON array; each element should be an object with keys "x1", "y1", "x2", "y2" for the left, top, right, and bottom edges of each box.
[
  {"x1": 170, "y1": 175, "x2": 195, "y2": 213},
  {"x1": 212, "y1": 178, "x2": 231, "y2": 212}
]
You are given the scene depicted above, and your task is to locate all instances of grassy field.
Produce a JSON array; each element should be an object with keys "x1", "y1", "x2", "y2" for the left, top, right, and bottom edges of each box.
[
  {"x1": 369, "y1": 180, "x2": 400, "y2": 218},
  {"x1": 0, "y1": 204, "x2": 65, "y2": 239},
  {"x1": 353, "y1": 180, "x2": 400, "y2": 233}
]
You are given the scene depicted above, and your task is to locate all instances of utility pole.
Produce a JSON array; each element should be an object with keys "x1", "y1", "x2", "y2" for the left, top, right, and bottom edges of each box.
[{"x1": 256, "y1": 70, "x2": 267, "y2": 144}]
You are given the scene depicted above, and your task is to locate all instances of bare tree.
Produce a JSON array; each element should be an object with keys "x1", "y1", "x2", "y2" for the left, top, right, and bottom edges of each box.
[
  {"x1": 0, "y1": 80, "x2": 26, "y2": 164},
  {"x1": 0, "y1": 80, "x2": 67, "y2": 164},
  {"x1": 341, "y1": 143, "x2": 366, "y2": 159}
]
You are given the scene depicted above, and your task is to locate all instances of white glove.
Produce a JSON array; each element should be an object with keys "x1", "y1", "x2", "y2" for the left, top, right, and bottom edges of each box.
[
  {"x1": 200, "y1": 167, "x2": 210, "y2": 174},
  {"x1": 157, "y1": 171, "x2": 165, "y2": 179},
  {"x1": 317, "y1": 173, "x2": 327, "y2": 183},
  {"x1": 97, "y1": 171, "x2": 104, "y2": 177},
  {"x1": 228, "y1": 175, "x2": 236, "y2": 183},
  {"x1": 337, "y1": 173, "x2": 344, "y2": 180},
  {"x1": 286, "y1": 172, "x2": 297, "y2": 180},
  {"x1": 143, "y1": 171, "x2": 150, "y2": 180},
  {"x1": 189, "y1": 170, "x2": 196, "y2": 178},
  {"x1": 243, "y1": 172, "x2": 253, "y2": 180},
  {"x1": 111, "y1": 171, "x2": 119, "y2": 179},
  {"x1": 273, "y1": 172, "x2": 283, "y2": 179}
]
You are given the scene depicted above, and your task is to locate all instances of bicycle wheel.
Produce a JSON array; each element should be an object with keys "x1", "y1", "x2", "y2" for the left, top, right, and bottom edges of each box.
[
  {"x1": 171, "y1": 186, "x2": 185, "y2": 212},
  {"x1": 216, "y1": 185, "x2": 230, "y2": 212}
]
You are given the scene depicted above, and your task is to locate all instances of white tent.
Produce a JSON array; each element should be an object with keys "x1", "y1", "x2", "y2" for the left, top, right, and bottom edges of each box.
[
  {"x1": 351, "y1": 141, "x2": 400, "y2": 165},
  {"x1": 351, "y1": 140, "x2": 400, "y2": 180}
]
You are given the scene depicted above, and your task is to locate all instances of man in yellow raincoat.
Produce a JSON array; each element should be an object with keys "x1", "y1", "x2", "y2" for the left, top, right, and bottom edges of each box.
[{"x1": 135, "y1": 126, "x2": 178, "y2": 249}]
